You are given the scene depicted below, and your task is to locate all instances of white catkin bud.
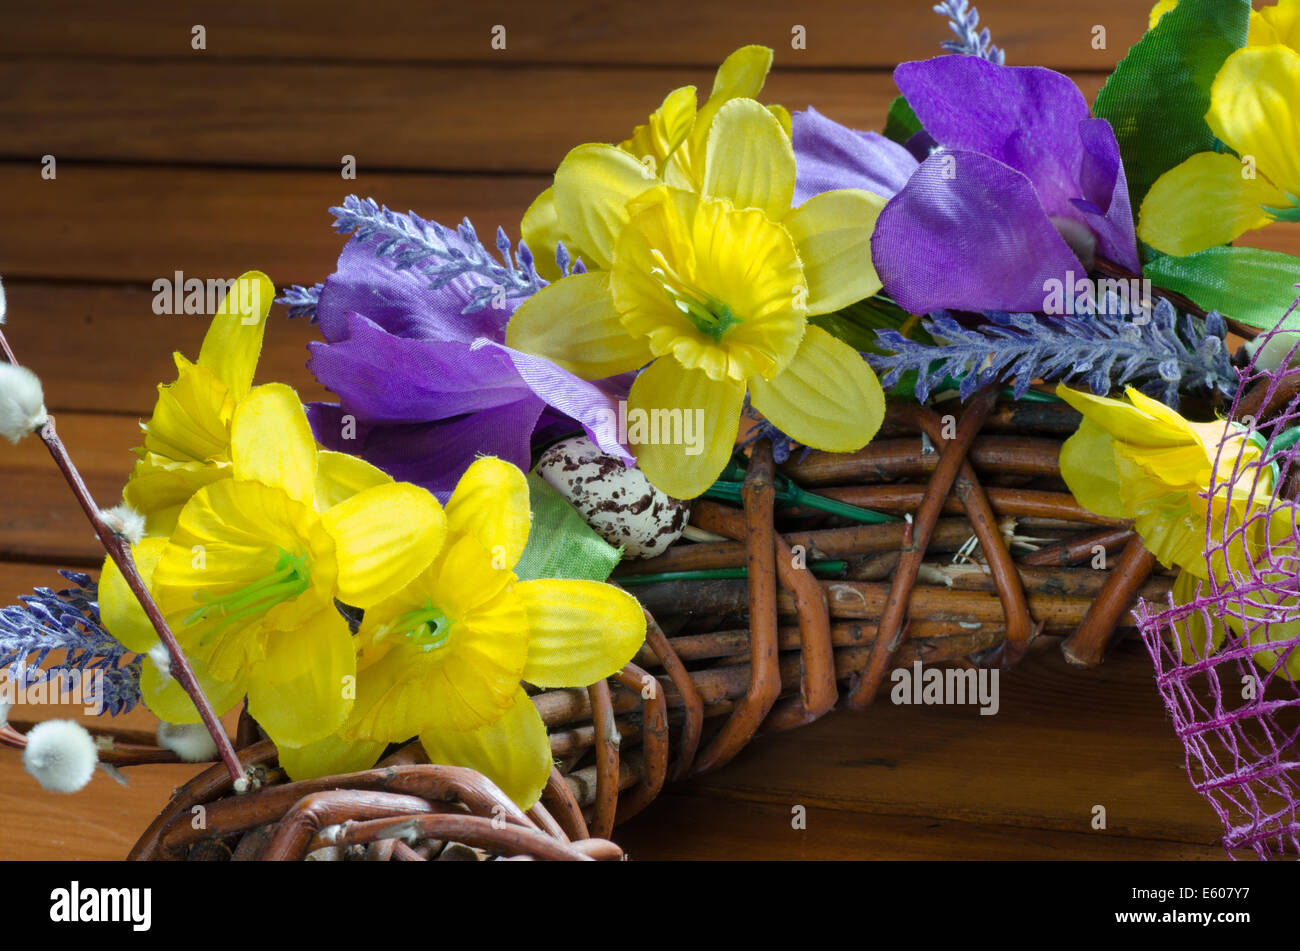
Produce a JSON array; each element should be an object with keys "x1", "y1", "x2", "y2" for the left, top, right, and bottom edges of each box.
[
  {"x1": 146, "y1": 642, "x2": 172, "y2": 684},
  {"x1": 0, "y1": 362, "x2": 47, "y2": 443},
  {"x1": 100, "y1": 503, "x2": 146, "y2": 545},
  {"x1": 156, "y1": 721, "x2": 219, "y2": 762},
  {"x1": 0, "y1": 276, "x2": 7, "y2": 324},
  {"x1": 23, "y1": 719, "x2": 98, "y2": 793}
]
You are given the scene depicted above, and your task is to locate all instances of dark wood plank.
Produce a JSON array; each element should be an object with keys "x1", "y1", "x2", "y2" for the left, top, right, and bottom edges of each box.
[
  {"x1": 0, "y1": 166, "x2": 546, "y2": 285},
  {"x1": 1, "y1": 282, "x2": 329, "y2": 416},
  {"x1": 617, "y1": 795, "x2": 1231, "y2": 860},
  {"x1": 0, "y1": 1, "x2": 1151, "y2": 71},
  {"x1": 652, "y1": 637, "x2": 1230, "y2": 846},
  {"x1": 0, "y1": 61, "x2": 1108, "y2": 173}
]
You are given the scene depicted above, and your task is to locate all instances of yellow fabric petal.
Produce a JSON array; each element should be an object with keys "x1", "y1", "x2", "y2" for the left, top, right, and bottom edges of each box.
[
  {"x1": 1207, "y1": 45, "x2": 1300, "y2": 195},
  {"x1": 505, "y1": 270, "x2": 652, "y2": 379},
  {"x1": 277, "y1": 732, "x2": 386, "y2": 782},
  {"x1": 1169, "y1": 570, "x2": 1223, "y2": 665},
  {"x1": 247, "y1": 608, "x2": 356, "y2": 748},
  {"x1": 768, "y1": 104, "x2": 792, "y2": 139},
  {"x1": 675, "y1": 45, "x2": 775, "y2": 190},
  {"x1": 783, "y1": 188, "x2": 887, "y2": 314},
  {"x1": 99, "y1": 538, "x2": 169, "y2": 654},
  {"x1": 628, "y1": 359, "x2": 745, "y2": 500},
  {"x1": 619, "y1": 84, "x2": 698, "y2": 176},
  {"x1": 314, "y1": 449, "x2": 393, "y2": 511},
  {"x1": 552, "y1": 143, "x2": 655, "y2": 270},
  {"x1": 124, "y1": 451, "x2": 230, "y2": 529},
  {"x1": 1255, "y1": 1, "x2": 1300, "y2": 50},
  {"x1": 139, "y1": 355, "x2": 233, "y2": 464},
  {"x1": 140, "y1": 651, "x2": 246, "y2": 725},
  {"x1": 196, "y1": 271, "x2": 273, "y2": 403},
  {"x1": 320, "y1": 481, "x2": 447, "y2": 609},
  {"x1": 444, "y1": 456, "x2": 531, "y2": 570},
  {"x1": 748, "y1": 326, "x2": 885, "y2": 453},
  {"x1": 419, "y1": 688, "x2": 551, "y2": 809},
  {"x1": 1055, "y1": 385, "x2": 1194, "y2": 448},
  {"x1": 230, "y1": 383, "x2": 318, "y2": 505},
  {"x1": 1058, "y1": 417, "x2": 1127, "y2": 519},
  {"x1": 1138, "y1": 152, "x2": 1285, "y2": 256},
  {"x1": 517, "y1": 579, "x2": 646, "y2": 687},
  {"x1": 702, "y1": 98, "x2": 796, "y2": 221},
  {"x1": 521, "y1": 187, "x2": 574, "y2": 282}
]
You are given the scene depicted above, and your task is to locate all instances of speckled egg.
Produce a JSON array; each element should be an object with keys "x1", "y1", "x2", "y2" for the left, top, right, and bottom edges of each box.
[{"x1": 535, "y1": 436, "x2": 690, "y2": 559}]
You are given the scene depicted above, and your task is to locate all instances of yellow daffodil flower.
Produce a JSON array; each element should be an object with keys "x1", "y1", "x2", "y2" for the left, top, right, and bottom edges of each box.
[
  {"x1": 123, "y1": 272, "x2": 273, "y2": 536},
  {"x1": 1138, "y1": 38, "x2": 1300, "y2": 255},
  {"x1": 508, "y1": 98, "x2": 887, "y2": 500},
  {"x1": 282, "y1": 456, "x2": 647, "y2": 808},
  {"x1": 1056, "y1": 384, "x2": 1273, "y2": 580},
  {"x1": 522, "y1": 45, "x2": 789, "y2": 279},
  {"x1": 132, "y1": 384, "x2": 446, "y2": 751}
]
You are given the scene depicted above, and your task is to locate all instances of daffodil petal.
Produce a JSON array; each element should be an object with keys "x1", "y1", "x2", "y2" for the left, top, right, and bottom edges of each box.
[
  {"x1": 1058, "y1": 417, "x2": 1127, "y2": 519},
  {"x1": 505, "y1": 270, "x2": 652, "y2": 380},
  {"x1": 517, "y1": 579, "x2": 646, "y2": 687},
  {"x1": 277, "y1": 733, "x2": 386, "y2": 782},
  {"x1": 1138, "y1": 152, "x2": 1284, "y2": 256},
  {"x1": 247, "y1": 608, "x2": 355, "y2": 748},
  {"x1": 1255, "y1": 0, "x2": 1300, "y2": 49},
  {"x1": 629, "y1": 359, "x2": 745, "y2": 500},
  {"x1": 678, "y1": 45, "x2": 776, "y2": 187},
  {"x1": 784, "y1": 188, "x2": 886, "y2": 314},
  {"x1": 197, "y1": 271, "x2": 273, "y2": 403},
  {"x1": 553, "y1": 143, "x2": 655, "y2": 270},
  {"x1": 419, "y1": 688, "x2": 551, "y2": 809},
  {"x1": 748, "y1": 326, "x2": 884, "y2": 453},
  {"x1": 139, "y1": 652, "x2": 247, "y2": 725},
  {"x1": 1055, "y1": 385, "x2": 1194, "y2": 448},
  {"x1": 703, "y1": 98, "x2": 796, "y2": 220},
  {"x1": 99, "y1": 538, "x2": 169, "y2": 653},
  {"x1": 321, "y1": 481, "x2": 447, "y2": 608},
  {"x1": 1148, "y1": 0, "x2": 1177, "y2": 29},
  {"x1": 314, "y1": 449, "x2": 393, "y2": 511},
  {"x1": 445, "y1": 456, "x2": 531, "y2": 570},
  {"x1": 139, "y1": 355, "x2": 233, "y2": 464},
  {"x1": 619, "y1": 84, "x2": 698, "y2": 175},
  {"x1": 230, "y1": 383, "x2": 319, "y2": 505},
  {"x1": 520, "y1": 187, "x2": 569, "y2": 282},
  {"x1": 1208, "y1": 45, "x2": 1300, "y2": 194}
]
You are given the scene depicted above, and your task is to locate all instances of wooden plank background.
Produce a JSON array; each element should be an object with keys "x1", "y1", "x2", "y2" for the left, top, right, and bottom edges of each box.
[{"x1": 0, "y1": 0, "x2": 1295, "y2": 860}]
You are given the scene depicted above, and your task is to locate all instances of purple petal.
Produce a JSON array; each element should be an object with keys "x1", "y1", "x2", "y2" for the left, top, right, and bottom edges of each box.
[
  {"x1": 316, "y1": 237, "x2": 507, "y2": 345},
  {"x1": 308, "y1": 400, "x2": 543, "y2": 503},
  {"x1": 306, "y1": 311, "x2": 530, "y2": 425},
  {"x1": 1074, "y1": 118, "x2": 1140, "y2": 272},
  {"x1": 480, "y1": 340, "x2": 636, "y2": 465},
  {"x1": 870, "y1": 150, "x2": 1084, "y2": 315},
  {"x1": 894, "y1": 57, "x2": 1091, "y2": 219},
  {"x1": 791, "y1": 107, "x2": 919, "y2": 206}
]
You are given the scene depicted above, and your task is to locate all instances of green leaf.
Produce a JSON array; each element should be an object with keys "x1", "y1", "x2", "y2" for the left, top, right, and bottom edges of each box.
[
  {"x1": 811, "y1": 294, "x2": 931, "y2": 354},
  {"x1": 513, "y1": 473, "x2": 621, "y2": 582},
  {"x1": 882, "y1": 95, "x2": 921, "y2": 146},
  {"x1": 1092, "y1": 0, "x2": 1249, "y2": 210},
  {"x1": 1144, "y1": 246, "x2": 1300, "y2": 332}
]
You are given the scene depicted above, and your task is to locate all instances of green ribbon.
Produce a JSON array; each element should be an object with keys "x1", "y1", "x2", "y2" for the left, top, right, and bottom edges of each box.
[{"x1": 513, "y1": 472, "x2": 623, "y2": 582}]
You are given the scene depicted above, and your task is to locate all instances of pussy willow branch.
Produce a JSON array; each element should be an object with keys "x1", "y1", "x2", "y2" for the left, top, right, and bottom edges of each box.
[{"x1": 0, "y1": 327, "x2": 245, "y2": 786}]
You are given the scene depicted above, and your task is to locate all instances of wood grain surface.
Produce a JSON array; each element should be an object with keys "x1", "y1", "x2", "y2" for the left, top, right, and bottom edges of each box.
[{"x1": 0, "y1": 0, "x2": 1291, "y2": 861}]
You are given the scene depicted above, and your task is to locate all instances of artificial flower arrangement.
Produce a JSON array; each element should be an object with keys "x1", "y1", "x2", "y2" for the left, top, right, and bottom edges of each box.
[{"x1": 1, "y1": 0, "x2": 1299, "y2": 860}]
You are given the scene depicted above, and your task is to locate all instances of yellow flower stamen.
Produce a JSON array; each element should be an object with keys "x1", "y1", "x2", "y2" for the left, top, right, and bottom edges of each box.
[
  {"x1": 648, "y1": 248, "x2": 743, "y2": 340},
  {"x1": 185, "y1": 548, "x2": 312, "y2": 637}
]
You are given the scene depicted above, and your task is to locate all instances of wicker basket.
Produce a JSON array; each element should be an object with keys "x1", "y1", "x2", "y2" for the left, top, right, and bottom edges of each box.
[{"x1": 130, "y1": 384, "x2": 1171, "y2": 860}]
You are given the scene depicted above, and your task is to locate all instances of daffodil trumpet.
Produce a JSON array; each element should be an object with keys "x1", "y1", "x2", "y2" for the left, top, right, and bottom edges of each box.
[{"x1": 0, "y1": 322, "x2": 246, "y2": 786}]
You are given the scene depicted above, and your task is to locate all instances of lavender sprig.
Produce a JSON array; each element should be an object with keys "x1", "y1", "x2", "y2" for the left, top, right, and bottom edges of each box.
[
  {"x1": 320, "y1": 195, "x2": 568, "y2": 315},
  {"x1": 934, "y1": 1, "x2": 1005, "y2": 64},
  {"x1": 279, "y1": 282, "x2": 322, "y2": 322},
  {"x1": 871, "y1": 296, "x2": 1237, "y2": 408},
  {"x1": 0, "y1": 571, "x2": 142, "y2": 715}
]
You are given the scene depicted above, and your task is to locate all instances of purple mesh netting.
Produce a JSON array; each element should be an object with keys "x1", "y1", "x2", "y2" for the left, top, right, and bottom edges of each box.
[{"x1": 1138, "y1": 295, "x2": 1300, "y2": 860}]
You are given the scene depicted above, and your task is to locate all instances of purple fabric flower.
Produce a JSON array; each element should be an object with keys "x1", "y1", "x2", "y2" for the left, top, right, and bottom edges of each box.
[
  {"x1": 794, "y1": 57, "x2": 1140, "y2": 316},
  {"x1": 872, "y1": 56, "x2": 1140, "y2": 315},
  {"x1": 306, "y1": 238, "x2": 633, "y2": 501}
]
